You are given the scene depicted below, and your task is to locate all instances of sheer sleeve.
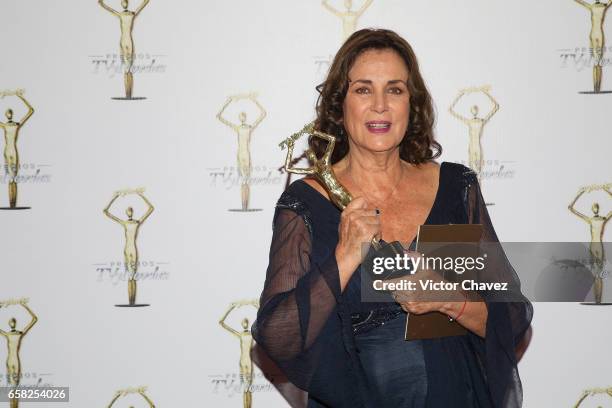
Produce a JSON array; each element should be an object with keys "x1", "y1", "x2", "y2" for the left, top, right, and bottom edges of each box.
[
  {"x1": 252, "y1": 206, "x2": 342, "y2": 391},
  {"x1": 464, "y1": 171, "x2": 534, "y2": 408}
]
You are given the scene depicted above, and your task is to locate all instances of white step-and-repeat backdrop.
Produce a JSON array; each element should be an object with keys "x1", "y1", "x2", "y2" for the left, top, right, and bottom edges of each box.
[{"x1": 1, "y1": 0, "x2": 611, "y2": 407}]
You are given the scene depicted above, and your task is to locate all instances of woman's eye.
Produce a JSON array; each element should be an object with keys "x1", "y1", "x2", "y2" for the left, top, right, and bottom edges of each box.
[
  {"x1": 388, "y1": 87, "x2": 404, "y2": 94},
  {"x1": 355, "y1": 87, "x2": 371, "y2": 94}
]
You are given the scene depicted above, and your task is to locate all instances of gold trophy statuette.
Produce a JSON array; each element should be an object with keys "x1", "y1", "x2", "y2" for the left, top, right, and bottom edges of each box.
[
  {"x1": 281, "y1": 124, "x2": 410, "y2": 280},
  {"x1": 98, "y1": 0, "x2": 150, "y2": 100},
  {"x1": 280, "y1": 123, "x2": 353, "y2": 210},
  {"x1": 103, "y1": 188, "x2": 155, "y2": 307},
  {"x1": 107, "y1": 386, "x2": 155, "y2": 408},
  {"x1": 0, "y1": 298, "x2": 38, "y2": 408},
  {"x1": 573, "y1": 387, "x2": 612, "y2": 408},
  {"x1": 568, "y1": 183, "x2": 612, "y2": 304},
  {"x1": 574, "y1": 0, "x2": 612, "y2": 93},
  {"x1": 219, "y1": 299, "x2": 259, "y2": 408},
  {"x1": 217, "y1": 93, "x2": 267, "y2": 212},
  {"x1": 449, "y1": 85, "x2": 499, "y2": 181},
  {"x1": 0, "y1": 89, "x2": 35, "y2": 210},
  {"x1": 322, "y1": 0, "x2": 374, "y2": 42}
]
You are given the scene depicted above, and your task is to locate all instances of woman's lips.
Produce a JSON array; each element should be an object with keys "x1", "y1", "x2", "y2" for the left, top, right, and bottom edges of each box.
[{"x1": 366, "y1": 121, "x2": 391, "y2": 134}]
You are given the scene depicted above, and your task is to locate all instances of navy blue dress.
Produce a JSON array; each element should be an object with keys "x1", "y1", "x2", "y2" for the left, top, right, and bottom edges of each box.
[{"x1": 253, "y1": 162, "x2": 533, "y2": 408}]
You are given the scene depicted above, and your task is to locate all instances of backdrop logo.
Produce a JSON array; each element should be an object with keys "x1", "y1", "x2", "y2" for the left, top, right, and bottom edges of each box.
[
  {"x1": 107, "y1": 386, "x2": 155, "y2": 407},
  {"x1": 1, "y1": 372, "x2": 52, "y2": 388},
  {"x1": 558, "y1": 46, "x2": 612, "y2": 71},
  {"x1": 568, "y1": 183, "x2": 612, "y2": 304},
  {"x1": 0, "y1": 164, "x2": 52, "y2": 186},
  {"x1": 93, "y1": 260, "x2": 169, "y2": 286},
  {"x1": 209, "y1": 372, "x2": 275, "y2": 398},
  {"x1": 103, "y1": 188, "x2": 156, "y2": 307},
  {"x1": 322, "y1": 0, "x2": 374, "y2": 42},
  {"x1": 206, "y1": 165, "x2": 282, "y2": 190},
  {"x1": 0, "y1": 298, "x2": 38, "y2": 407},
  {"x1": 216, "y1": 93, "x2": 267, "y2": 212},
  {"x1": 571, "y1": 0, "x2": 612, "y2": 94},
  {"x1": 97, "y1": 0, "x2": 151, "y2": 100},
  {"x1": 89, "y1": 52, "x2": 166, "y2": 78},
  {"x1": 0, "y1": 90, "x2": 36, "y2": 211},
  {"x1": 219, "y1": 299, "x2": 259, "y2": 408},
  {"x1": 454, "y1": 159, "x2": 516, "y2": 181}
]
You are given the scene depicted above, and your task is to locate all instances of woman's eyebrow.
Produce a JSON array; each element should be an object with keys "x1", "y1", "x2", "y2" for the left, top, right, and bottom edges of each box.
[{"x1": 348, "y1": 78, "x2": 408, "y2": 86}]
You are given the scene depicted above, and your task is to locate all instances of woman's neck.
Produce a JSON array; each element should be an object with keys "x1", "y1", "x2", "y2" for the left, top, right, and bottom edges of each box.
[{"x1": 335, "y1": 148, "x2": 408, "y2": 196}]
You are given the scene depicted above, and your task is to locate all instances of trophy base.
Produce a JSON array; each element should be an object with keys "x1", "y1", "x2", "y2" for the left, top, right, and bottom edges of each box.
[
  {"x1": 579, "y1": 302, "x2": 612, "y2": 306},
  {"x1": 114, "y1": 303, "x2": 150, "y2": 307},
  {"x1": 578, "y1": 90, "x2": 612, "y2": 95},
  {"x1": 228, "y1": 208, "x2": 263, "y2": 212},
  {"x1": 0, "y1": 206, "x2": 31, "y2": 210},
  {"x1": 111, "y1": 96, "x2": 147, "y2": 101}
]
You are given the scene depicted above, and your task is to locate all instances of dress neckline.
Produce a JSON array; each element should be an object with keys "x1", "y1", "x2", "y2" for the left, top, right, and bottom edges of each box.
[{"x1": 294, "y1": 161, "x2": 447, "y2": 246}]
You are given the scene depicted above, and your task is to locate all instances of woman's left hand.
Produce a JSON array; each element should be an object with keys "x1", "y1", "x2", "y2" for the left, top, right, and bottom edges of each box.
[{"x1": 388, "y1": 250, "x2": 463, "y2": 315}]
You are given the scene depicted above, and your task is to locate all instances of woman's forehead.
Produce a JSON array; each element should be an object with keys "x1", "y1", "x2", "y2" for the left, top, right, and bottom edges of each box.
[{"x1": 349, "y1": 49, "x2": 408, "y2": 80}]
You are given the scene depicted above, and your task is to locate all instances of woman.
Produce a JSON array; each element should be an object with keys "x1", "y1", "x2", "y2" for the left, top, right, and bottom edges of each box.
[{"x1": 253, "y1": 29, "x2": 532, "y2": 408}]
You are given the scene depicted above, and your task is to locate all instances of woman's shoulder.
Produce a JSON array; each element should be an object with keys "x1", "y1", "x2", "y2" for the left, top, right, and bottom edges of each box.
[
  {"x1": 276, "y1": 178, "x2": 332, "y2": 215},
  {"x1": 274, "y1": 178, "x2": 337, "y2": 235},
  {"x1": 440, "y1": 161, "x2": 479, "y2": 187}
]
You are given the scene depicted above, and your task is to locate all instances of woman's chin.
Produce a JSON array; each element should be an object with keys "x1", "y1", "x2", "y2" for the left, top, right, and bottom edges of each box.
[{"x1": 361, "y1": 142, "x2": 401, "y2": 154}]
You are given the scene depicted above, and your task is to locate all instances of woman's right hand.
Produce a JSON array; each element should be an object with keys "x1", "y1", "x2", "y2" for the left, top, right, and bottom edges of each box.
[{"x1": 335, "y1": 197, "x2": 381, "y2": 290}]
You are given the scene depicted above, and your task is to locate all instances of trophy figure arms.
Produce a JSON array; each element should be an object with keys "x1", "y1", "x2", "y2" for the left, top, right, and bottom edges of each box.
[
  {"x1": 216, "y1": 97, "x2": 239, "y2": 131},
  {"x1": 219, "y1": 300, "x2": 258, "y2": 337},
  {"x1": 138, "y1": 390, "x2": 155, "y2": 407},
  {"x1": 568, "y1": 188, "x2": 590, "y2": 222},
  {"x1": 106, "y1": 391, "x2": 122, "y2": 408},
  {"x1": 98, "y1": 0, "x2": 120, "y2": 16},
  {"x1": 249, "y1": 95, "x2": 267, "y2": 129},
  {"x1": 573, "y1": 390, "x2": 591, "y2": 408},
  {"x1": 284, "y1": 142, "x2": 315, "y2": 175},
  {"x1": 16, "y1": 93, "x2": 34, "y2": 126},
  {"x1": 573, "y1": 387, "x2": 612, "y2": 408},
  {"x1": 0, "y1": 304, "x2": 6, "y2": 337},
  {"x1": 136, "y1": 192, "x2": 154, "y2": 223},
  {"x1": 134, "y1": 0, "x2": 150, "y2": 16},
  {"x1": 481, "y1": 88, "x2": 499, "y2": 123},
  {"x1": 574, "y1": 0, "x2": 590, "y2": 8},
  {"x1": 103, "y1": 192, "x2": 126, "y2": 224},
  {"x1": 19, "y1": 302, "x2": 38, "y2": 335},
  {"x1": 0, "y1": 92, "x2": 34, "y2": 128},
  {"x1": 315, "y1": 131, "x2": 336, "y2": 163},
  {"x1": 356, "y1": 0, "x2": 374, "y2": 16},
  {"x1": 449, "y1": 90, "x2": 470, "y2": 124},
  {"x1": 0, "y1": 301, "x2": 37, "y2": 336},
  {"x1": 219, "y1": 303, "x2": 241, "y2": 338},
  {"x1": 322, "y1": 0, "x2": 343, "y2": 17},
  {"x1": 603, "y1": 185, "x2": 612, "y2": 220}
]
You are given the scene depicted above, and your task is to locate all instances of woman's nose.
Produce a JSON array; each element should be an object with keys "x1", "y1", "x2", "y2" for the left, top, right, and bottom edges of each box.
[{"x1": 371, "y1": 91, "x2": 388, "y2": 113}]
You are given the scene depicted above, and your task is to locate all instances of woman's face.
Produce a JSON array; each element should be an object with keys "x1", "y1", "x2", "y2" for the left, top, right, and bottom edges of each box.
[{"x1": 342, "y1": 48, "x2": 410, "y2": 156}]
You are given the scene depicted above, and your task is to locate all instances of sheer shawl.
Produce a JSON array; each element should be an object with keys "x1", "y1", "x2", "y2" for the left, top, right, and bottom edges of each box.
[
  {"x1": 463, "y1": 168, "x2": 534, "y2": 407},
  {"x1": 252, "y1": 163, "x2": 533, "y2": 408}
]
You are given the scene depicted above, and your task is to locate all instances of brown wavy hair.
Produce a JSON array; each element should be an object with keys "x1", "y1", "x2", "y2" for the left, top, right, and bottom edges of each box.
[{"x1": 311, "y1": 28, "x2": 441, "y2": 164}]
